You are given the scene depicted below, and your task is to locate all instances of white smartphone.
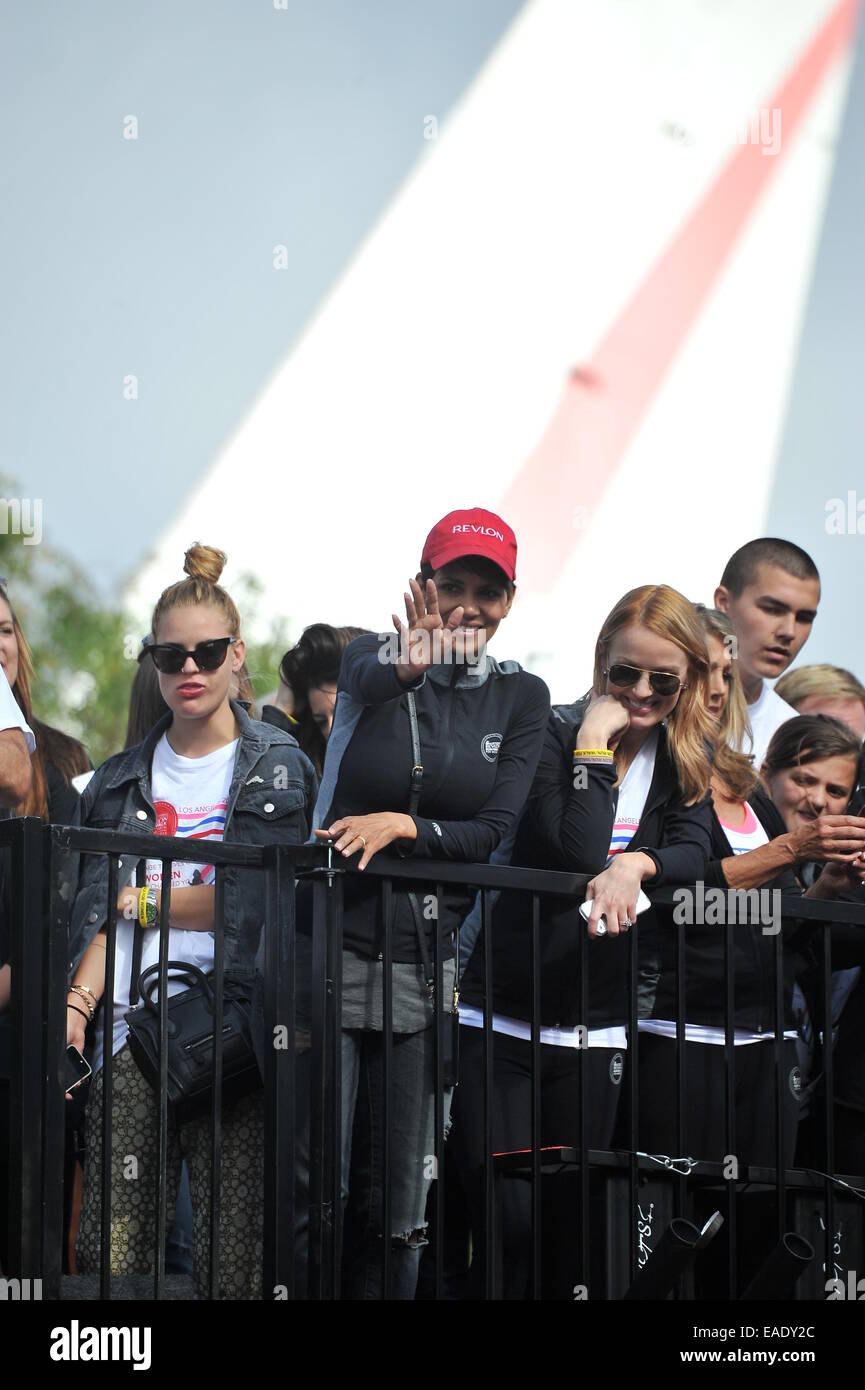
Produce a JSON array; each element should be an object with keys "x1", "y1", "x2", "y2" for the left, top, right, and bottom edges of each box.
[{"x1": 579, "y1": 889, "x2": 652, "y2": 934}]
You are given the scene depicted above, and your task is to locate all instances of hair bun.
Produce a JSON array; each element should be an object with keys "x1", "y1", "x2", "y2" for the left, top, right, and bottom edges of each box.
[{"x1": 183, "y1": 543, "x2": 227, "y2": 585}]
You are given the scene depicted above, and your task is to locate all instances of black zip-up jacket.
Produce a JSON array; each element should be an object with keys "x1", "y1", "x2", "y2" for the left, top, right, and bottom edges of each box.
[
  {"x1": 304, "y1": 633, "x2": 550, "y2": 962},
  {"x1": 459, "y1": 699, "x2": 714, "y2": 1027},
  {"x1": 638, "y1": 787, "x2": 805, "y2": 1031}
]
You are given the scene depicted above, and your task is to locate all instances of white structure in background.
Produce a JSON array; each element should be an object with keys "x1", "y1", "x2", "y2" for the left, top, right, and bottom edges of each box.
[{"x1": 129, "y1": 0, "x2": 858, "y2": 702}]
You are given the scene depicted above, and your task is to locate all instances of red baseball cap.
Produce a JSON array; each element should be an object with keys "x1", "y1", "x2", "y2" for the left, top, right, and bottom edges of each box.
[{"x1": 421, "y1": 509, "x2": 517, "y2": 583}]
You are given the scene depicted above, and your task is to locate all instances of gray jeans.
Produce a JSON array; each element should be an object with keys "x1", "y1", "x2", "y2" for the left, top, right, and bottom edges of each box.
[{"x1": 294, "y1": 1025, "x2": 453, "y2": 1299}]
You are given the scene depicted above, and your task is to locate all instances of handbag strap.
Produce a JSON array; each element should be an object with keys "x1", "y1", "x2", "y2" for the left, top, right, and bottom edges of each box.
[
  {"x1": 405, "y1": 692, "x2": 434, "y2": 991},
  {"x1": 405, "y1": 691, "x2": 460, "y2": 1005},
  {"x1": 406, "y1": 690, "x2": 424, "y2": 817}
]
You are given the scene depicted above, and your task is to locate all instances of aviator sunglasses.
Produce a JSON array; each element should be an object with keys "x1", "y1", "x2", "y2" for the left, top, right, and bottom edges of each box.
[
  {"x1": 604, "y1": 664, "x2": 686, "y2": 697},
  {"x1": 146, "y1": 636, "x2": 237, "y2": 674}
]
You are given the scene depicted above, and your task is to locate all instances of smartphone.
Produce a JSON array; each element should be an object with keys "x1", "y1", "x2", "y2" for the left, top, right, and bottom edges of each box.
[
  {"x1": 579, "y1": 888, "x2": 652, "y2": 932},
  {"x1": 64, "y1": 1044, "x2": 92, "y2": 1095}
]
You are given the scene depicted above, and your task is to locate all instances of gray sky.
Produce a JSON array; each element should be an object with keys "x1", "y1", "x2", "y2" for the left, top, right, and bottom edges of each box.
[{"x1": 1, "y1": 0, "x2": 524, "y2": 594}]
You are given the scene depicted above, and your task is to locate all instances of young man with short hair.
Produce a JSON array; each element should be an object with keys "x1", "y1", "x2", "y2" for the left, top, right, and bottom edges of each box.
[{"x1": 714, "y1": 538, "x2": 820, "y2": 766}]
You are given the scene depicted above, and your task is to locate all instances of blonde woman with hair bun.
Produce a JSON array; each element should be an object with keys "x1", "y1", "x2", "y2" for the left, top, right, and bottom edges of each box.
[{"x1": 66, "y1": 543, "x2": 318, "y2": 1299}]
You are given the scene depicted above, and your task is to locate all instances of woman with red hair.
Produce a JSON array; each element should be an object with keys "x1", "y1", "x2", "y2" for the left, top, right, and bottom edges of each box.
[{"x1": 453, "y1": 584, "x2": 716, "y2": 1297}]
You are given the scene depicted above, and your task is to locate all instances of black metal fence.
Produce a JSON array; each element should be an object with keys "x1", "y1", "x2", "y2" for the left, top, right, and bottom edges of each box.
[{"x1": 3, "y1": 816, "x2": 864, "y2": 1299}]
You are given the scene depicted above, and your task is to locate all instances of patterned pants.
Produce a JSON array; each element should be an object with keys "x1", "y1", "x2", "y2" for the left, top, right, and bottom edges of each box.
[{"x1": 76, "y1": 1045, "x2": 263, "y2": 1299}]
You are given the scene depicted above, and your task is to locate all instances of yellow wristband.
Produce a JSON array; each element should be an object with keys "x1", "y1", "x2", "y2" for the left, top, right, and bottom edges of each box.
[
  {"x1": 138, "y1": 886, "x2": 150, "y2": 927},
  {"x1": 574, "y1": 748, "x2": 614, "y2": 757}
]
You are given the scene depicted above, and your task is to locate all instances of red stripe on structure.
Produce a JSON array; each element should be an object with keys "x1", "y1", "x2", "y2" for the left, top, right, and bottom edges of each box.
[{"x1": 499, "y1": 0, "x2": 860, "y2": 591}]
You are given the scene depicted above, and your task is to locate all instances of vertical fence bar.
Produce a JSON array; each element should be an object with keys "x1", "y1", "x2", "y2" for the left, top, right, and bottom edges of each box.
[
  {"x1": 208, "y1": 866, "x2": 225, "y2": 1300},
  {"x1": 433, "y1": 882, "x2": 444, "y2": 1301},
  {"x1": 308, "y1": 867, "x2": 330, "y2": 1299},
  {"x1": 152, "y1": 859, "x2": 172, "y2": 1301},
  {"x1": 674, "y1": 913, "x2": 687, "y2": 1297},
  {"x1": 99, "y1": 852, "x2": 120, "y2": 1300},
  {"x1": 772, "y1": 925, "x2": 786, "y2": 1244},
  {"x1": 7, "y1": 820, "x2": 48, "y2": 1280},
  {"x1": 263, "y1": 845, "x2": 294, "y2": 1298},
  {"x1": 821, "y1": 920, "x2": 835, "y2": 1290},
  {"x1": 43, "y1": 825, "x2": 67, "y2": 1297},
  {"x1": 530, "y1": 893, "x2": 541, "y2": 1300},
  {"x1": 381, "y1": 878, "x2": 393, "y2": 1299},
  {"x1": 628, "y1": 921, "x2": 639, "y2": 1283},
  {"x1": 482, "y1": 887, "x2": 496, "y2": 1300},
  {"x1": 579, "y1": 907, "x2": 589, "y2": 1291},
  {"x1": 723, "y1": 914, "x2": 737, "y2": 1299},
  {"x1": 328, "y1": 858, "x2": 343, "y2": 1298}
]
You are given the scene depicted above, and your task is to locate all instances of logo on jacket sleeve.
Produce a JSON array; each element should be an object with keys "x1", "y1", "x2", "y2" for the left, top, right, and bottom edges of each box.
[{"x1": 481, "y1": 733, "x2": 502, "y2": 763}]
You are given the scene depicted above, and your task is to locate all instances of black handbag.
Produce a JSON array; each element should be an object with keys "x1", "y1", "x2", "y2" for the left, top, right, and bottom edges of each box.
[
  {"x1": 124, "y1": 958, "x2": 262, "y2": 1125},
  {"x1": 405, "y1": 692, "x2": 460, "y2": 1089}
]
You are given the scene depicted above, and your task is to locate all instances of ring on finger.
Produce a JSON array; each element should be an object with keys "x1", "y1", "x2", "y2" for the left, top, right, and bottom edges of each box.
[{"x1": 358, "y1": 835, "x2": 367, "y2": 849}]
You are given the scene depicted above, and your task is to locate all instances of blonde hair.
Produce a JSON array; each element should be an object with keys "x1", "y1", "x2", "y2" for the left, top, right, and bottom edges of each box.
[
  {"x1": 150, "y1": 543, "x2": 241, "y2": 638},
  {"x1": 775, "y1": 663, "x2": 865, "y2": 711},
  {"x1": 694, "y1": 606, "x2": 759, "y2": 801},
  {"x1": 592, "y1": 585, "x2": 715, "y2": 804}
]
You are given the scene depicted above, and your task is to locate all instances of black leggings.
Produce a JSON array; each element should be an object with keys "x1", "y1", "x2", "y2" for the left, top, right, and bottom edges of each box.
[
  {"x1": 636, "y1": 1033, "x2": 801, "y2": 1167},
  {"x1": 449, "y1": 1027, "x2": 624, "y2": 1298}
]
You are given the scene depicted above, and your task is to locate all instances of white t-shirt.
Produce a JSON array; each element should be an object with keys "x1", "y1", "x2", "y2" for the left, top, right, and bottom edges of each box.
[
  {"x1": 745, "y1": 681, "x2": 797, "y2": 768},
  {"x1": 93, "y1": 734, "x2": 238, "y2": 1071},
  {"x1": 0, "y1": 664, "x2": 35, "y2": 753},
  {"x1": 606, "y1": 728, "x2": 658, "y2": 862}
]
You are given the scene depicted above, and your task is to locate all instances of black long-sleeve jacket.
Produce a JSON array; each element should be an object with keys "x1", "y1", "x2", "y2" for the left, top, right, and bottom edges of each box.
[
  {"x1": 304, "y1": 634, "x2": 550, "y2": 961},
  {"x1": 459, "y1": 698, "x2": 714, "y2": 1027},
  {"x1": 638, "y1": 787, "x2": 806, "y2": 1030}
]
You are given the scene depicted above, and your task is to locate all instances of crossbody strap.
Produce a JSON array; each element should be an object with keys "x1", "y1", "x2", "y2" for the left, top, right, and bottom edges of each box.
[
  {"x1": 405, "y1": 693, "x2": 458, "y2": 1005},
  {"x1": 405, "y1": 693, "x2": 434, "y2": 991},
  {"x1": 406, "y1": 690, "x2": 424, "y2": 818}
]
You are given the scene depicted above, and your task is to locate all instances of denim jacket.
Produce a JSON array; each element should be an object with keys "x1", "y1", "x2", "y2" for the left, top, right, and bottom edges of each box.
[{"x1": 66, "y1": 701, "x2": 317, "y2": 985}]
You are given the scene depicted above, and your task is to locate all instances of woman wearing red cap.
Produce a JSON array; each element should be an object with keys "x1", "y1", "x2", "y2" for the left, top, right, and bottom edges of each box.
[{"x1": 293, "y1": 509, "x2": 550, "y2": 1299}]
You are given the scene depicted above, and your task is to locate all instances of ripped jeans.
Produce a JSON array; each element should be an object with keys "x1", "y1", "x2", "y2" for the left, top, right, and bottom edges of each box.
[{"x1": 295, "y1": 1026, "x2": 453, "y2": 1300}]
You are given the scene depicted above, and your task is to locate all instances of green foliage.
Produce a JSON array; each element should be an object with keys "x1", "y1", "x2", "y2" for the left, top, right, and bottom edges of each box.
[{"x1": 0, "y1": 477, "x2": 289, "y2": 768}]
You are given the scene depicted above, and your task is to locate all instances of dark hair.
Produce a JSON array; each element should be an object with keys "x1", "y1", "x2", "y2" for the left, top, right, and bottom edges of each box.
[
  {"x1": 419, "y1": 555, "x2": 515, "y2": 596},
  {"x1": 763, "y1": 714, "x2": 860, "y2": 777},
  {"x1": 279, "y1": 624, "x2": 369, "y2": 775},
  {"x1": 124, "y1": 651, "x2": 170, "y2": 749},
  {"x1": 720, "y1": 538, "x2": 819, "y2": 598}
]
